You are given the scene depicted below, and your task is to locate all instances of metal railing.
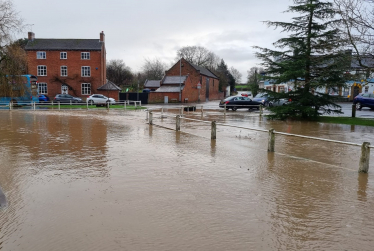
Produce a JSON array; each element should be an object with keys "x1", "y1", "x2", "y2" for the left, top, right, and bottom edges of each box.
[{"x1": 146, "y1": 110, "x2": 371, "y2": 173}]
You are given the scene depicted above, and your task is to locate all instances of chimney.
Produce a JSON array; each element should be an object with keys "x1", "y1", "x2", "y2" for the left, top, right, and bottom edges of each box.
[
  {"x1": 100, "y1": 31, "x2": 105, "y2": 42},
  {"x1": 28, "y1": 32, "x2": 35, "y2": 41}
]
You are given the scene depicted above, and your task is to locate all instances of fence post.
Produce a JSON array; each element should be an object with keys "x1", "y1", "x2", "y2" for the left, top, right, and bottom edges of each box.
[
  {"x1": 146, "y1": 109, "x2": 149, "y2": 120},
  {"x1": 268, "y1": 128, "x2": 275, "y2": 152},
  {"x1": 180, "y1": 107, "x2": 183, "y2": 116},
  {"x1": 124, "y1": 101, "x2": 126, "y2": 110},
  {"x1": 135, "y1": 101, "x2": 137, "y2": 109},
  {"x1": 161, "y1": 107, "x2": 164, "y2": 117},
  {"x1": 107, "y1": 101, "x2": 109, "y2": 110},
  {"x1": 9, "y1": 101, "x2": 12, "y2": 111},
  {"x1": 70, "y1": 100, "x2": 72, "y2": 106},
  {"x1": 33, "y1": 102, "x2": 36, "y2": 110},
  {"x1": 352, "y1": 104, "x2": 356, "y2": 118},
  {"x1": 149, "y1": 111, "x2": 153, "y2": 125},
  {"x1": 260, "y1": 105, "x2": 263, "y2": 116},
  {"x1": 359, "y1": 142, "x2": 370, "y2": 173},
  {"x1": 86, "y1": 100, "x2": 89, "y2": 110},
  {"x1": 201, "y1": 106, "x2": 203, "y2": 116},
  {"x1": 176, "y1": 115, "x2": 180, "y2": 131},
  {"x1": 211, "y1": 121, "x2": 217, "y2": 140},
  {"x1": 224, "y1": 103, "x2": 226, "y2": 116},
  {"x1": 58, "y1": 102, "x2": 60, "y2": 111},
  {"x1": 139, "y1": 101, "x2": 142, "y2": 107}
]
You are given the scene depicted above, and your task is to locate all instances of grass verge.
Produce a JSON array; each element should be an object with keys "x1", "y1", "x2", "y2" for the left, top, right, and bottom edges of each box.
[
  {"x1": 39, "y1": 104, "x2": 146, "y2": 110},
  {"x1": 317, "y1": 116, "x2": 374, "y2": 127}
]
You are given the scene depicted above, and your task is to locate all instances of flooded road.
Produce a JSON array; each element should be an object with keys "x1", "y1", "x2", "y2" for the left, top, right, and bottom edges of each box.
[{"x1": 1, "y1": 109, "x2": 374, "y2": 250}]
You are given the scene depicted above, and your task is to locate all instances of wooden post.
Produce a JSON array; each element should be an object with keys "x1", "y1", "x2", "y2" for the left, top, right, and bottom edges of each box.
[
  {"x1": 201, "y1": 106, "x2": 203, "y2": 116},
  {"x1": 211, "y1": 121, "x2": 217, "y2": 140},
  {"x1": 176, "y1": 115, "x2": 180, "y2": 131},
  {"x1": 149, "y1": 111, "x2": 153, "y2": 125},
  {"x1": 352, "y1": 104, "x2": 356, "y2": 118},
  {"x1": 224, "y1": 103, "x2": 226, "y2": 116},
  {"x1": 58, "y1": 102, "x2": 60, "y2": 111},
  {"x1": 359, "y1": 142, "x2": 370, "y2": 173},
  {"x1": 268, "y1": 128, "x2": 275, "y2": 152}
]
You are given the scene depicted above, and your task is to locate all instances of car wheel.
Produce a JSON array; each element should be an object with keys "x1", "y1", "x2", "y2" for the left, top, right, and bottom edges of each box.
[
  {"x1": 232, "y1": 107, "x2": 237, "y2": 111},
  {"x1": 89, "y1": 100, "x2": 94, "y2": 105},
  {"x1": 356, "y1": 102, "x2": 362, "y2": 110}
]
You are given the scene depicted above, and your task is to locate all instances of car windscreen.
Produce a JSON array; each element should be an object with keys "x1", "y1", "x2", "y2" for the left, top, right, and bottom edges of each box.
[{"x1": 254, "y1": 93, "x2": 268, "y2": 98}]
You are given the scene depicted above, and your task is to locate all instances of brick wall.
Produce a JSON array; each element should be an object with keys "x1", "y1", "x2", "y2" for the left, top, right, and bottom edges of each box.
[
  {"x1": 148, "y1": 92, "x2": 179, "y2": 103},
  {"x1": 27, "y1": 49, "x2": 105, "y2": 100}
]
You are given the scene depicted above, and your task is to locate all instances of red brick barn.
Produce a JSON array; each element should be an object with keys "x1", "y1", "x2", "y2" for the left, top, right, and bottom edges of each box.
[
  {"x1": 25, "y1": 31, "x2": 108, "y2": 101},
  {"x1": 148, "y1": 58, "x2": 222, "y2": 103}
]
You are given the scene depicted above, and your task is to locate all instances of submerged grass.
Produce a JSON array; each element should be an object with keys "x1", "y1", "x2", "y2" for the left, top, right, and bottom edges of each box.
[{"x1": 317, "y1": 116, "x2": 374, "y2": 127}]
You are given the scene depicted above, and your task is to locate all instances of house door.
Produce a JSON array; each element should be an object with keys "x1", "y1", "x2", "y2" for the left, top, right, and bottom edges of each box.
[
  {"x1": 205, "y1": 78, "x2": 210, "y2": 101},
  {"x1": 61, "y1": 85, "x2": 68, "y2": 94}
]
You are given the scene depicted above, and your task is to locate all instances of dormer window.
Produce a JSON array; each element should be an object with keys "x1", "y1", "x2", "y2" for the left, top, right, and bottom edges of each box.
[
  {"x1": 81, "y1": 52, "x2": 90, "y2": 60},
  {"x1": 36, "y1": 51, "x2": 46, "y2": 59}
]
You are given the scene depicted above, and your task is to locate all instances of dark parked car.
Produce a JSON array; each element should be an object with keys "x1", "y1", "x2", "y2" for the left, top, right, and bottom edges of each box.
[
  {"x1": 354, "y1": 93, "x2": 374, "y2": 110},
  {"x1": 54, "y1": 94, "x2": 83, "y2": 103},
  {"x1": 252, "y1": 93, "x2": 289, "y2": 107},
  {"x1": 38, "y1": 94, "x2": 49, "y2": 102},
  {"x1": 219, "y1": 96, "x2": 261, "y2": 111}
]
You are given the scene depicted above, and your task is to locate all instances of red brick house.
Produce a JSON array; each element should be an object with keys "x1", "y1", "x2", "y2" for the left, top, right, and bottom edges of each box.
[
  {"x1": 148, "y1": 58, "x2": 222, "y2": 103},
  {"x1": 25, "y1": 31, "x2": 119, "y2": 100}
]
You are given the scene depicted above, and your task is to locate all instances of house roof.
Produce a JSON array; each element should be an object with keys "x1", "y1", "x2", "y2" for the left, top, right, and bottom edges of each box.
[
  {"x1": 97, "y1": 79, "x2": 121, "y2": 91},
  {"x1": 163, "y1": 76, "x2": 188, "y2": 84},
  {"x1": 155, "y1": 85, "x2": 185, "y2": 92},
  {"x1": 144, "y1": 80, "x2": 161, "y2": 88},
  {"x1": 190, "y1": 63, "x2": 218, "y2": 79},
  {"x1": 351, "y1": 57, "x2": 374, "y2": 69},
  {"x1": 25, "y1": 39, "x2": 103, "y2": 51}
]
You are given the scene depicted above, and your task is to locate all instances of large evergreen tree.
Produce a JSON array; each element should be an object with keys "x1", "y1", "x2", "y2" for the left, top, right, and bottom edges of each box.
[{"x1": 255, "y1": 0, "x2": 350, "y2": 119}]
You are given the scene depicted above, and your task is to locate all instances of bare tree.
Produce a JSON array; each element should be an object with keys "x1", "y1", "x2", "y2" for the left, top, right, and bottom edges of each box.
[
  {"x1": 176, "y1": 46, "x2": 220, "y2": 69},
  {"x1": 141, "y1": 58, "x2": 167, "y2": 80},
  {"x1": 106, "y1": 59, "x2": 133, "y2": 88},
  {"x1": 335, "y1": 0, "x2": 374, "y2": 71},
  {"x1": 0, "y1": 0, "x2": 26, "y2": 98},
  {"x1": 0, "y1": 0, "x2": 23, "y2": 46},
  {"x1": 230, "y1": 67, "x2": 243, "y2": 84}
]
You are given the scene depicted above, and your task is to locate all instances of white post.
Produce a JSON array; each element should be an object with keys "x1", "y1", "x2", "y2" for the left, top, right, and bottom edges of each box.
[
  {"x1": 86, "y1": 100, "x2": 88, "y2": 110},
  {"x1": 135, "y1": 101, "x2": 137, "y2": 109},
  {"x1": 58, "y1": 102, "x2": 60, "y2": 111},
  {"x1": 224, "y1": 103, "x2": 226, "y2": 116},
  {"x1": 146, "y1": 109, "x2": 149, "y2": 120}
]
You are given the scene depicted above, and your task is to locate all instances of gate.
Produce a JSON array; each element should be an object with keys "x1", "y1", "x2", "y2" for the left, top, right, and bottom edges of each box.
[{"x1": 119, "y1": 93, "x2": 149, "y2": 104}]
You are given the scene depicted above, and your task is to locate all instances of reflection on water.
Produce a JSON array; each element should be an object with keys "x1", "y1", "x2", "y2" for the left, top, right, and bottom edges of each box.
[{"x1": 0, "y1": 110, "x2": 374, "y2": 250}]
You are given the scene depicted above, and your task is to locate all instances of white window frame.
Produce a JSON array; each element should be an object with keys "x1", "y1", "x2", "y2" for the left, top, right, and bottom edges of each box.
[
  {"x1": 60, "y1": 52, "x2": 67, "y2": 59},
  {"x1": 61, "y1": 66, "x2": 67, "y2": 76},
  {"x1": 36, "y1": 51, "x2": 46, "y2": 59},
  {"x1": 38, "y1": 82, "x2": 48, "y2": 94},
  {"x1": 81, "y1": 83, "x2": 91, "y2": 95},
  {"x1": 37, "y1": 65, "x2": 47, "y2": 76},
  {"x1": 81, "y1": 66, "x2": 91, "y2": 77},
  {"x1": 81, "y1": 52, "x2": 90, "y2": 60}
]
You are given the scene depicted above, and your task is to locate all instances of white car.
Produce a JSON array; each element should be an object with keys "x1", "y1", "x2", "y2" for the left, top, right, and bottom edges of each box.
[{"x1": 87, "y1": 94, "x2": 116, "y2": 105}]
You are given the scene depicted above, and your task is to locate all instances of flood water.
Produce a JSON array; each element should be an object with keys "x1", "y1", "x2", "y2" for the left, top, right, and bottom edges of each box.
[{"x1": 1, "y1": 109, "x2": 374, "y2": 250}]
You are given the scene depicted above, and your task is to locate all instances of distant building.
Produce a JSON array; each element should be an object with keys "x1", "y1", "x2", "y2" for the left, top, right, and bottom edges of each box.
[
  {"x1": 24, "y1": 31, "x2": 118, "y2": 100},
  {"x1": 144, "y1": 79, "x2": 161, "y2": 91},
  {"x1": 148, "y1": 58, "x2": 223, "y2": 103}
]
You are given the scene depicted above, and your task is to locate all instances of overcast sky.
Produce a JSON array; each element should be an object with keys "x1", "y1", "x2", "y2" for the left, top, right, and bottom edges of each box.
[{"x1": 13, "y1": 0, "x2": 295, "y2": 82}]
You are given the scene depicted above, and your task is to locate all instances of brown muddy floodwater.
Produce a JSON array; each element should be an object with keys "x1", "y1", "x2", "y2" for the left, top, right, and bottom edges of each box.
[{"x1": 1, "y1": 109, "x2": 374, "y2": 250}]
